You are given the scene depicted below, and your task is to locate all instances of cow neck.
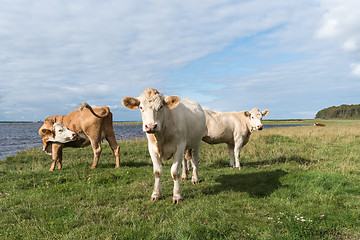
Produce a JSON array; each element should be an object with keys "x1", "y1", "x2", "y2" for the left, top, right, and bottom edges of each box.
[
  {"x1": 245, "y1": 118, "x2": 255, "y2": 133},
  {"x1": 148, "y1": 108, "x2": 170, "y2": 157},
  {"x1": 148, "y1": 131, "x2": 164, "y2": 158},
  {"x1": 240, "y1": 111, "x2": 254, "y2": 133}
]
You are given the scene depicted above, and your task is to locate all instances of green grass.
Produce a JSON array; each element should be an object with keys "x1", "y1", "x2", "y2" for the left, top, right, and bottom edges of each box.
[{"x1": 1, "y1": 121, "x2": 360, "y2": 239}]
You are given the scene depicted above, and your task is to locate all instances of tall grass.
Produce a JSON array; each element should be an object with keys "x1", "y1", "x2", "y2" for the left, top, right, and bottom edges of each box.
[{"x1": 1, "y1": 122, "x2": 359, "y2": 239}]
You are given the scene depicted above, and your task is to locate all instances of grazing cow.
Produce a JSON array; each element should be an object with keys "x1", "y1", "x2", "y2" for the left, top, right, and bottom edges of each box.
[
  {"x1": 122, "y1": 88, "x2": 206, "y2": 203},
  {"x1": 39, "y1": 103, "x2": 120, "y2": 171},
  {"x1": 314, "y1": 123, "x2": 326, "y2": 127},
  {"x1": 202, "y1": 108, "x2": 269, "y2": 169}
]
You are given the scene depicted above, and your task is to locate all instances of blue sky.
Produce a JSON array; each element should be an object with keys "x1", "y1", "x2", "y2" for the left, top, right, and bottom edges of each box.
[{"x1": 1, "y1": 0, "x2": 360, "y2": 121}]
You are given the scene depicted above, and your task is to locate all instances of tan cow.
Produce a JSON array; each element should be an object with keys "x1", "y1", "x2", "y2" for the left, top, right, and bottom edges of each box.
[
  {"x1": 122, "y1": 88, "x2": 206, "y2": 203},
  {"x1": 202, "y1": 108, "x2": 269, "y2": 169},
  {"x1": 39, "y1": 103, "x2": 120, "y2": 171}
]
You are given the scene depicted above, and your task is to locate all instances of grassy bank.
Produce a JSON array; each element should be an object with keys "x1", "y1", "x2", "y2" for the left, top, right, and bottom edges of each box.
[{"x1": 1, "y1": 121, "x2": 359, "y2": 239}]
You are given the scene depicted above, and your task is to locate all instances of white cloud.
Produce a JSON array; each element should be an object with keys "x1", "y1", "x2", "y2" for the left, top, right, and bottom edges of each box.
[
  {"x1": 316, "y1": 19, "x2": 339, "y2": 38},
  {"x1": 317, "y1": 0, "x2": 360, "y2": 78},
  {"x1": 351, "y1": 63, "x2": 360, "y2": 77},
  {"x1": 342, "y1": 38, "x2": 359, "y2": 52},
  {"x1": 1, "y1": 1, "x2": 360, "y2": 120}
]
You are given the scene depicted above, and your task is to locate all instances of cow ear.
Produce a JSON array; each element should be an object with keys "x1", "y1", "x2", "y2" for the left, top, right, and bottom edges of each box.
[
  {"x1": 41, "y1": 129, "x2": 53, "y2": 135},
  {"x1": 262, "y1": 110, "x2": 270, "y2": 116},
  {"x1": 122, "y1": 97, "x2": 140, "y2": 110},
  {"x1": 244, "y1": 111, "x2": 251, "y2": 117},
  {"x1": 163, "y1": 96, "x2": 180, "y2": 109}
]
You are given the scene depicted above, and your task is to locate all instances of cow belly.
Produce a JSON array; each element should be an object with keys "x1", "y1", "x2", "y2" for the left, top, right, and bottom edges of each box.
[
  {"x1": 202, "y1": 135, "x2": 233, "y2": 145},
  {"x1": 64, "y1": 133, "x2": 91, "y2": 148}
]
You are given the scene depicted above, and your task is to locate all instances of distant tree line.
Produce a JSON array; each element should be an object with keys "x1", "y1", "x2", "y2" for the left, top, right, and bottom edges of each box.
[{"x1": 315, "y1": 104, "x2": 360, "y2": 119}]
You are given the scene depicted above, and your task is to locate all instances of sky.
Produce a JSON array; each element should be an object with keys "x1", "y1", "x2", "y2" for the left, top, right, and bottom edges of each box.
[{"x1": 1, "y1": 0, "x2": 360, "y2": 121}]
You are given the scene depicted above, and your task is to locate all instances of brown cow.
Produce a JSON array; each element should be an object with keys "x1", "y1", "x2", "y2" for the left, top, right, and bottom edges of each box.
[{"x1": 39, "y1": 103, "x2": 120, "y2": 171}]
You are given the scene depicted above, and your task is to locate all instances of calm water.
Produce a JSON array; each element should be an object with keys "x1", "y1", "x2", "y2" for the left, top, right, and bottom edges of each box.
[
  {"x1": 0, "y1": 123, "x2": 311, "y2": 161},
  {"x1": 0, "y1": 123, "x2": 145, "y2": 160}
]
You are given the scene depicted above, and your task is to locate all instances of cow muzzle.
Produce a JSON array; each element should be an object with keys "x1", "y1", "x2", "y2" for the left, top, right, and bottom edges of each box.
[
  {"x1": 144, "y1": 123, "x2": 158, "y2": 133},
  {"x1": 71, "y1": 132, "x2": 78, "y2": 139},
  {"x1": 257, "y1": 125, "x2": 263, "y2": 130}
]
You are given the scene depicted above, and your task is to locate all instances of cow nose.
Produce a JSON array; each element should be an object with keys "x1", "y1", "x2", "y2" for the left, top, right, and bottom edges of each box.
[
  {"x1": 72, "y1": 132, "x2": 78, "y2": 138},
  {"x1": 145, "y1": 123, "x2": 157, "y2": 132},
  {"x1": 258, "y1": 125, "x2": 263, "y2": 130}
]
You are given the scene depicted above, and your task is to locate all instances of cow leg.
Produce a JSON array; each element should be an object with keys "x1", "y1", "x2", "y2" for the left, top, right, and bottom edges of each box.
[
  {"x1": 57, "y1": 148, "x2": 63, "y2": 170},
  {"x1": 181, "y1": 156, "x2": 188, "y2": 180},
  {"x1": 182, "y1": 149, "x2": 192, "y2": 180},
  {"x1": 50, "y1": 143, "x2": 63, "y2": 171},
  {"x1": 190, "y1": 145, "x2": 200, "y2": 184},
  {"x1": 234, "y1": 141, "x2": 243, "y2": 170},
  {"x1": 171, "y1": 145, "x2": 185, "y2": 203},
  {"x1": 227, "y1": 144, "x2": 235, "y2": 167},
  {"x1": 106, "y1": 135, "x2": 120, "y2": 168},
  {"x1": 90, "y1": 139, "x2": 102, "y2": 169},
  {"x1": 149, "y1": 148, "x2": 162, "y2": 201}
]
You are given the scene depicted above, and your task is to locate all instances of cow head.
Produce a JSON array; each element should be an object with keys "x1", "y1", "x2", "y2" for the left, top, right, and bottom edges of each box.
[
  {"x1": 122, "y1": 88, "x2": 180, "y2": 134},
  {"x1": 39, "y1": 121, "x2": 77, "y2": 155},
  {"x1": 244, "y1": 108, "x2": 270, "y2": 131}
]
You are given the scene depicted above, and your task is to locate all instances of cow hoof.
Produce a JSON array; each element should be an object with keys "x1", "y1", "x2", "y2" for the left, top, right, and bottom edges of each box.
[
  {"x1": 191, "y1": 180, "x2": 199, "y2": 184},
  {"x1": 150, "y1": 196, "x2": 160, "y2": 201},
  {"x1": 181, "y1": 177, "x2": 187, "y2": 181},
  {"x1": 172, "y1": 198, "x2": 183, "y2": 204}
]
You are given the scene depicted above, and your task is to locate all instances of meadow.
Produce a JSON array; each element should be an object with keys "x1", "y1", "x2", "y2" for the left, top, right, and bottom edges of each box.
[{"x1": 0, "y1": 120, "x2": 359, "y2": 239}]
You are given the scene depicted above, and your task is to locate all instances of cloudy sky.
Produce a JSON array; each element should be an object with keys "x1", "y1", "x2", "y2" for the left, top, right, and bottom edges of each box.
[{"x1": 1, "y1": 0, "x2": 360, "y2": 121}]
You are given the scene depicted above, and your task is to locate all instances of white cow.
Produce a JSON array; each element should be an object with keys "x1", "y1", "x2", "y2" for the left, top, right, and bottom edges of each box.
[
  {"x1": 202, "y1": 108, "x2": 269, "y2": 169},
  {"x1": 122, "y1": 88, "x2": 206, "y2": 203},
  {"x1": 47, "y1": 123, "x2": 78, "y2": 145}
]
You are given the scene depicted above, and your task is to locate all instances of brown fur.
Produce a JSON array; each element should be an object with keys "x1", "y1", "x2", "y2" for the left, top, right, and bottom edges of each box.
[
  {"x1": 39, "y1": 103, "x2": 120, "y2": 171},
  {"x1": 79, "y1": 103, "x2": 110, "y2": 118},
  {"x1": 163, "y1": 95, "x2": 180, "y2": 109},
  {"x1": 121, "y1": 97, "x2": 140, "y2": 110}
]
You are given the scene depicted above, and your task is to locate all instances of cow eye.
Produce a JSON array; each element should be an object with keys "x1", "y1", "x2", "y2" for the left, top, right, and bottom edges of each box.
[{"x1": 58, "y1": 129, "x2": 63, "y2": 132}]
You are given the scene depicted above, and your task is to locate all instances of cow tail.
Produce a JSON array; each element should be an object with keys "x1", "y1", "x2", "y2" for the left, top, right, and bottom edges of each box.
[{"x1": 79, "y1": 103, "x2": 110, "y2": 118}]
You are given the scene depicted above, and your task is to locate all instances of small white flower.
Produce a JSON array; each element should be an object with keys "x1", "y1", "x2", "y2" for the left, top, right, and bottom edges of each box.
[{"x1": 301, "y1": 219, "x2": 306, "y2": 222}]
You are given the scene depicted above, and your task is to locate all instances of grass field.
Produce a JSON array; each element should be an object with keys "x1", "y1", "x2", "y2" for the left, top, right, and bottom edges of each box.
[{"x1": 1, "y1": 121, "x2": 359, "y2": 239}]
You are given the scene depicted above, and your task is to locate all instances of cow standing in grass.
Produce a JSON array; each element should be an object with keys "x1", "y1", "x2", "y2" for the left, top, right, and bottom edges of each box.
[
  {"x1": 201, "y1": 108, "x2": 269, "y2": 169},
  {"x1": 39, "y1": 103, "x2": 120, "y2": 171},
  {"x1": 122, "y1": 88, "x2": 206, "y2": 203}
]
